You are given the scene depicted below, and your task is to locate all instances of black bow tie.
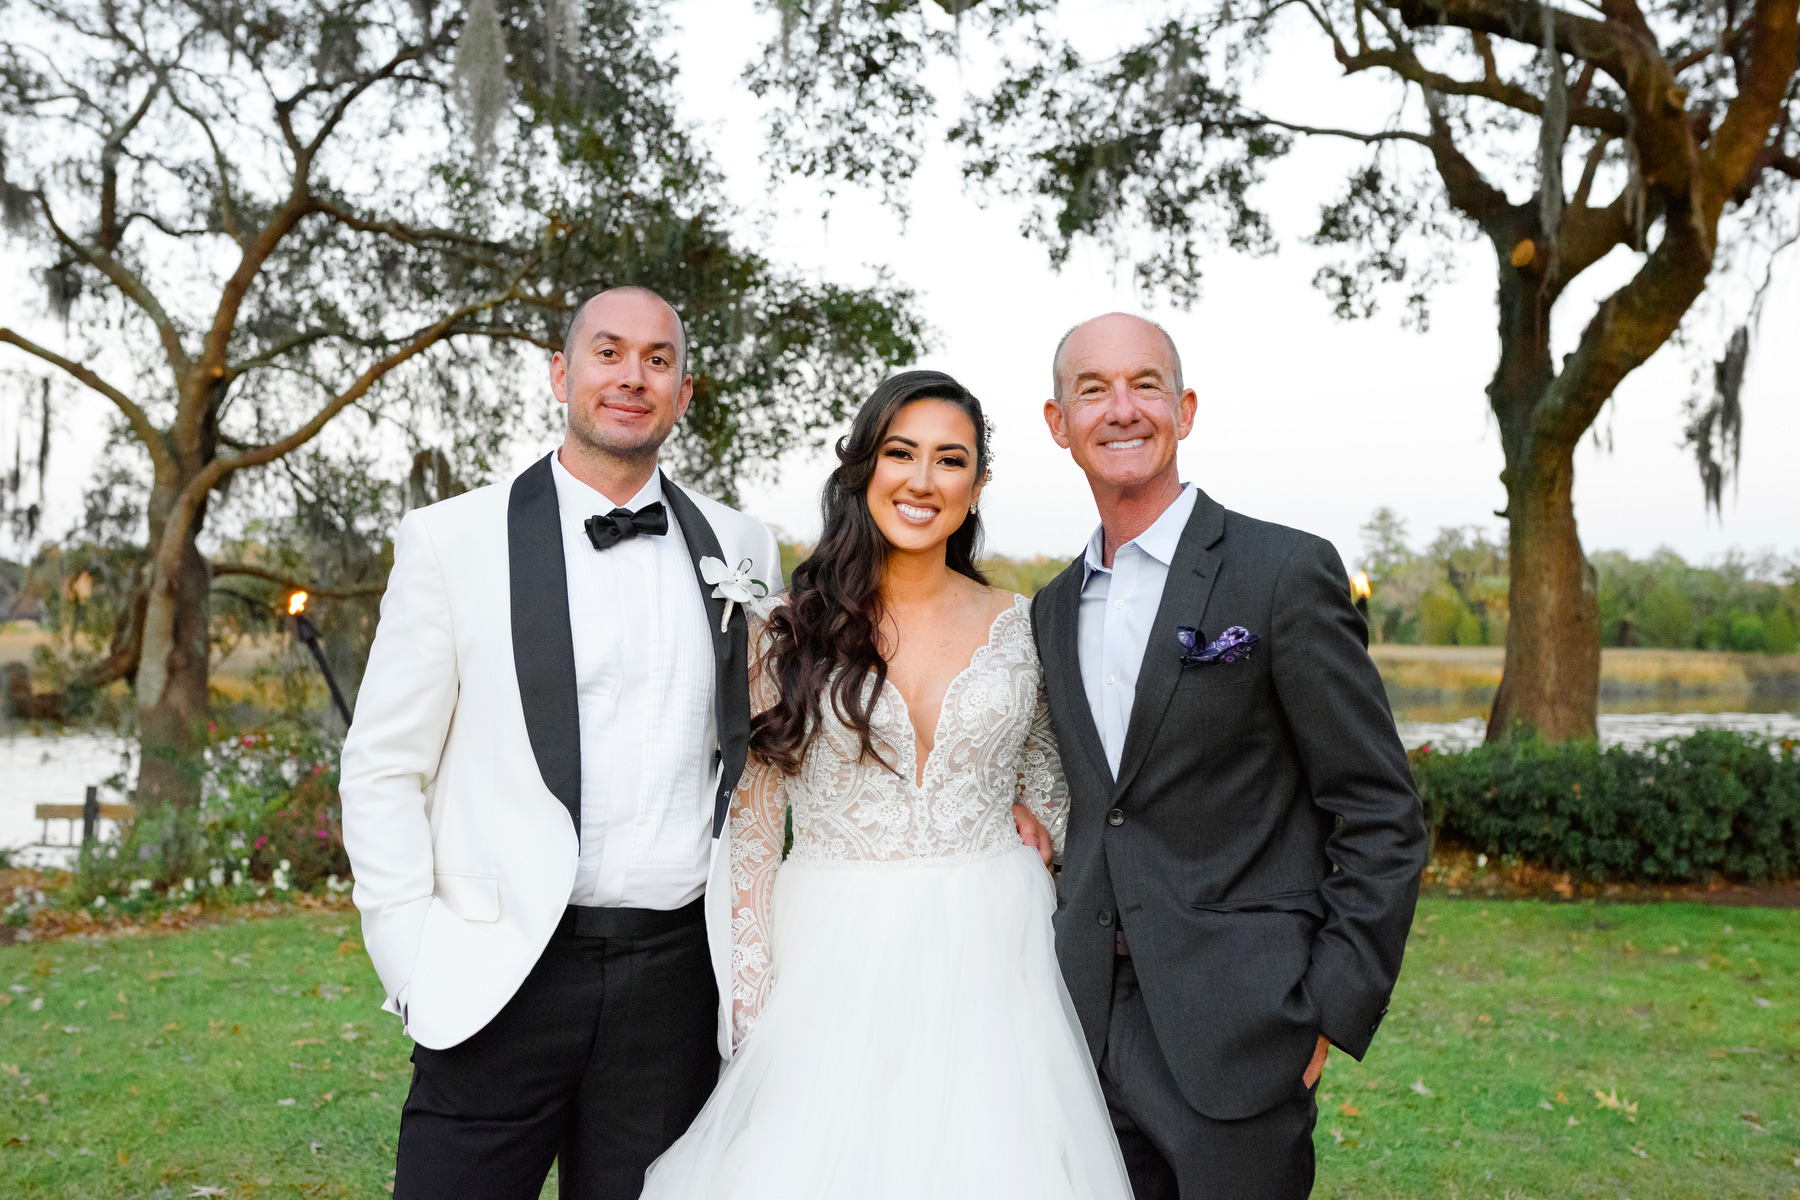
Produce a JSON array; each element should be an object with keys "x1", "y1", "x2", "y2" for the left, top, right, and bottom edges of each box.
[{"x1": 584, "y1": 502, "x2": 668, "y2": 550}]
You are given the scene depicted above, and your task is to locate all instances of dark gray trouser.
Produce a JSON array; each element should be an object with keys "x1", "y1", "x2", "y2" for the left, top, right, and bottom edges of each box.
[{"x1": 1101, "y1": 955, "x2": 1319, "y2": 1200}]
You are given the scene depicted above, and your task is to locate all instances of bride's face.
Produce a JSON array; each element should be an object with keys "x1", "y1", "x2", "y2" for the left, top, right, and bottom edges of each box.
[{"x1": 866, "y1": 400, "x2": 983, "y2": 557}]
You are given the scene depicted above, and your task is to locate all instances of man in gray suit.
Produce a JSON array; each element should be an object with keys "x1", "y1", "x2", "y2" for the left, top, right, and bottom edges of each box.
[{"x1": 1031, "y1": 313, "x2": 1428, "y2": 1199}]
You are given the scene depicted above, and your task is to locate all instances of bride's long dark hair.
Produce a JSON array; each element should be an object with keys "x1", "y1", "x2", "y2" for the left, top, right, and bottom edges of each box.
[{"x1": 753, "y1": 371, "x2": 991, "y2": 776}]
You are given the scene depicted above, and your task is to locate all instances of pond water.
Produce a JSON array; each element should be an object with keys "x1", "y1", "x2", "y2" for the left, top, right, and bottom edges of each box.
[
  {"x1": 7, "y1": 706, "x2": 1800, "y2": 869},
  {"x1": 1, "y1": 730, "x2": 136, "y2": 870}
]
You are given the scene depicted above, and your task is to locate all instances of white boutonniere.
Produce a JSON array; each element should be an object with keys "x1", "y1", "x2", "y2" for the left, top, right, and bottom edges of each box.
[{"x1": 699, "y1": 556, "x2": 772, "y2": 632}]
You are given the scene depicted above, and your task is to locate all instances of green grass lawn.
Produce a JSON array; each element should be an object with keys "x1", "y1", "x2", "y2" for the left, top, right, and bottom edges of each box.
[{"x1": 1, "y1": 898, "x2": 1795, "y2": 1199}]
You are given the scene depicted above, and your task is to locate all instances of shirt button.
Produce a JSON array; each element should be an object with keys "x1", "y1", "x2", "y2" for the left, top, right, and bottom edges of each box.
[
  {"x1": 1106, "y1": 673, "x2": 1117, "y2": 685},
  {"x1": 1097, "y1": 909, "x2": 1115, "y2": 927},
  {"x1": 1107, "y1": 808, "x2": 1124, "y2": 826},
  {"x1": 1114, "y1": 599, "x2": 1125, "y2": 610}
]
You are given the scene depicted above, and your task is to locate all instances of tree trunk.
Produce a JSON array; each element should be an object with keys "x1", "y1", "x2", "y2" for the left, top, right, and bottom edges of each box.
[
  {"x1": 1487, "y1": 438, "x2": 1600, "y2": 742},
  {"x1": 1483, "y1": 253, "x2": 1600, "y2": 743},
  {"x1": 134, "y1": 469, "x2": 213, "y2": 867}
]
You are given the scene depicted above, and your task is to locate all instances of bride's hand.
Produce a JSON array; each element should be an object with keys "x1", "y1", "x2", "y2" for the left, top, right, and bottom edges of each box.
[{"x1": 1012, "y1": 803, "x2": 1054, "y2": 869}]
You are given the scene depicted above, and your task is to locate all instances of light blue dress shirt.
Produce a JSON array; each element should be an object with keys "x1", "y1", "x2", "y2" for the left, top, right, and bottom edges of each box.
[{"x1": 1078, "y1": 484, "x2": 1199, "y2": 778}]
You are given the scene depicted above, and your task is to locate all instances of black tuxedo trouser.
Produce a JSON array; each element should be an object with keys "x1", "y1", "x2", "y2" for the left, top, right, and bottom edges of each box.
[
  {"x1": 1101, "y1": 955, "x2": 1318, "y2": 1200},
  {"x1": 394, "y1": 907, "x2": 719, "y2": 1200}
]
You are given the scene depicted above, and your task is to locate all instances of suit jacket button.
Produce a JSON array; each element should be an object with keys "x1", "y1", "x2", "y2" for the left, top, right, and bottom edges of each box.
[
  {"x1": 1107, "y1": 808, "x2": 1124, "y2": 826},
  {"x1": 1097, "y1": 909, "x2": 1115, "y2": 927}
]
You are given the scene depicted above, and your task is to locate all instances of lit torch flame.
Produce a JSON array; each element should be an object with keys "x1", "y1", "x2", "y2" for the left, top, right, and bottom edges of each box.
[
  {"x1": 288, "y1": 591, "x2": 309, "y2": 616},
  {"x1": 1350, "y1": 571, "x2": 1372, "y2": 602}
]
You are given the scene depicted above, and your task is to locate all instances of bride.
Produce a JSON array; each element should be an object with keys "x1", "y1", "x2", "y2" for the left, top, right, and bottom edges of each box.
[{"x1": 642, "y1": 371, "x2": 1131, "y2": 1199}]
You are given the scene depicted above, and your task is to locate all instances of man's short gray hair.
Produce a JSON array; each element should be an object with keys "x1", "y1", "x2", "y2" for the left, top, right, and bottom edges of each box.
[
  {"x1": 563, "y1": 285, "x2": 689, "y2": 376},
  {"x1": 1051, "y1": 315, "x2": 1184, "y2": 402}
]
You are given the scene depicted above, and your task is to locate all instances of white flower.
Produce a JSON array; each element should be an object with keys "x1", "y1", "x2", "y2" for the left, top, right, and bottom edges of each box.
[
  {"x1": 209, "y1": 867, "x2": 226, "y2": 888},
  {"x1": 231, "y1": 870, "x2": 244, "y2": 886},
  {"x1": 699, "y1": 556, "x2": 773, "y2": 632},
  {"x1": 92, "y1": 895, "x2": 107, "y2": 908},
  {"x1": 181, "y1": 878, "x2": 195, "y2": 894}
]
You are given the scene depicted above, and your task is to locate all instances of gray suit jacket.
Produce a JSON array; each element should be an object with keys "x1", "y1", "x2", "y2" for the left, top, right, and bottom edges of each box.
[{"x1": 1033, "y1": 488, "x2": 1426, "y2": 1121}]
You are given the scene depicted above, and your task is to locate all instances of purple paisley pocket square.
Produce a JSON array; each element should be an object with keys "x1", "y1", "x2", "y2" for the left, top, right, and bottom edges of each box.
[{"x1": 1176, "y1": 625, "x2": 1261, "y2": 666}]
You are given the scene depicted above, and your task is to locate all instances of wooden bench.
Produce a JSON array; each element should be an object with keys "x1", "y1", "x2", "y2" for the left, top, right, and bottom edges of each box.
[{"x1": 33, "y1": 800, "x2": 136, "y2": 847}]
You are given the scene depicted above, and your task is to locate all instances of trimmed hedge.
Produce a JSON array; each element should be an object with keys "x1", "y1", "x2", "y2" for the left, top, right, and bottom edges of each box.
[{"x1": 1412, "y1": 729, "x2": 1800, "y2": 882}]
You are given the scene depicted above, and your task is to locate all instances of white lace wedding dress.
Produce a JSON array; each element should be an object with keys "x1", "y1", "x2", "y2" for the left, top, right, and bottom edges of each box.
[{"x1": 641, "y1": 594, "x2": 1131, "y2": 1199}]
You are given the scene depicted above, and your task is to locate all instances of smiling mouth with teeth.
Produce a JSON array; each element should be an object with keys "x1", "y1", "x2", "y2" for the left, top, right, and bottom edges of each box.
[
  {"x1": 895, "y1": 503, "x2": 938, "y2": 522},
  {"x1": 1103, "y1": 438, "x2": 1148, "y2": 450}
]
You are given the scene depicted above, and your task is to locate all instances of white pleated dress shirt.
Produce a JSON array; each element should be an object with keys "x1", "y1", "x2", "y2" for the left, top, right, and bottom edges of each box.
[
  {"x1": 1078, "y1": 484, "x2": 1199, "y2": 778},
  {"x1": 551, "y1": 454, "x2": 718, "y2": 910}
]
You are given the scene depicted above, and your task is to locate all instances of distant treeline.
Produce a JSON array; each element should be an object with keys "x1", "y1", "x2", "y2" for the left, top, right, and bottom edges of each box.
[{"x1": 1360, "y1": 509, "x2": 1799, "y2": 654}]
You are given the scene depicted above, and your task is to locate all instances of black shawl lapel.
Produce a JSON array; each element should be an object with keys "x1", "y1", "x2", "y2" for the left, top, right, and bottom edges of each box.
[
  {"x1": 508, "y1": 452, "x2": 582, "y2": 834},
  {"x1": 660, "y1": 475, "x2": 752, "y2": 838},
  {"x1": 1111, "y1": 489, "x2": 1227, "y2": 798},
  {"x1": 1037, "y1": 559, "x2": 1112, "y2": 787}
]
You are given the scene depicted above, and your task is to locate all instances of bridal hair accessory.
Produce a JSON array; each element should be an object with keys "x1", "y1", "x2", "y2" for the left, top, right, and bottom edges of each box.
[
  {"x1": 1176, "y1": 625, "x2": 1260, "y2": 666},
  {"x1": 700, "y1": 556, "x2": 772, "y2": 632}
]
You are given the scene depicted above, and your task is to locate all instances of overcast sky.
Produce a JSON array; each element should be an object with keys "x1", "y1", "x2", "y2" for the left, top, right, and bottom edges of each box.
[{"x1": 3, "y1": 0, "x2": 1794, "y2": 572}]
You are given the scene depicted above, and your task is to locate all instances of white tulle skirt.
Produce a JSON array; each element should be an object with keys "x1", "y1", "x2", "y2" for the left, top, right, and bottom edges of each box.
[{"x1": 641, "y1": 844, "x2": 1133, "y2": 1199}]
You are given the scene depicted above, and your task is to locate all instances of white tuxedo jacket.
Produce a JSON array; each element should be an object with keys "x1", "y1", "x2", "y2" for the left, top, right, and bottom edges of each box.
[{"x1": 341, "y1": 451, "x2": 780, "y2": 1054}]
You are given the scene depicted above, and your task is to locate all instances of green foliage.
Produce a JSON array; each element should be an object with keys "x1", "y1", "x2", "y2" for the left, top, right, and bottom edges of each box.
[
  {"x1": 1412, "y1": 731, "x2": 1800, "y2": 883},
  {"x1": 1417, "y1": 589, "x2": 1465, "y2": 646},
  {"x1": 67, "y1": 724, "x2": 351, "y2": 912},
  {"x1": 1595, "y1": 549, "x2": 1799, "y2": 652},
  {"x1": 979, "y1": 555, "x2": 1071, "y2": 598}
]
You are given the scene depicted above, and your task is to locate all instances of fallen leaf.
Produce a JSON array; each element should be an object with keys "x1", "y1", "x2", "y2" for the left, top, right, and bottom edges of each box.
[
  {"x1": 1627, "y1": 1144, "x2": 1648, "y2": 1159},
  {"x1": 1752, "y1": 996, "x2": 1772, "y2": 1008},
  {"x1": 190, "y1": 1187, "x2": 228, "y2": 1197},
  {"x1": 1477, "y1": 1014, "x2": 1492, "y2": 1023},
  {"x1": 336, "y1": 941, "x2": 361, "y2": 957},
  {"x1": 291, "y1": 1038, "x2": 326, "y2": 1046},
  {"x1": 1411, "y1": 1079, "x2": 1433, "y2": 1097},
  {"x1": 117, "y1": 1151, "x2": 129, "y2": 1164},
  {"x1": 162, "y1": 1023, "x2": 180, "y2": 1032},
  {"x1": 276, "y1": 1098, "x2": 296, "y2": 1107},
  {"x1": 1338, "y1": 1103, "x2": 1361, "y2": 1116},
  {"x1": 1538, "y1": 1101, "x2": 1554, "y2": 1110},
  {"x1": 1567, "y1": 1115, "x2": 1580, "y2": 1126}
]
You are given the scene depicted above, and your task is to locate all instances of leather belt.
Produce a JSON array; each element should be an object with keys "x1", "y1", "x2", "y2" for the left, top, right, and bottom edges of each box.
[{"x1": 561, "y1": 896, "x2": 705, "y2": 939}]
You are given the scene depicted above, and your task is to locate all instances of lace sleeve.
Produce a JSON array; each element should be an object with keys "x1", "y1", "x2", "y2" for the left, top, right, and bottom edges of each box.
[
  {"x1": 1016, "y1": 672, "x2": 1069, "y2": 860},
  {"x1": 729, "y1": 619, "x2": 787, "y2": 1048}
]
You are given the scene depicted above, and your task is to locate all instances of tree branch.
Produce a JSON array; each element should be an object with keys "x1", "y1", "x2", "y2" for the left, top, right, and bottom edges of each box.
[
  {"x1": 1250, "y1": 116, "x2": 1430, "y2": 144},
  {"x1": 1705, "y1": 0, "x2": 1800, "y2": 194},
  {"x1": 0, "y1": 327, "x2": 170, "y2": 471},
  {"x1": 1340, "y1": 42, "x2": 1628, "y2": 136},
  {"x1": 36, "y1": 196, "x2": 192, "y2": 374},
  {"x1": 208, "y1": 562, "x2": 385, "y2": 599}
]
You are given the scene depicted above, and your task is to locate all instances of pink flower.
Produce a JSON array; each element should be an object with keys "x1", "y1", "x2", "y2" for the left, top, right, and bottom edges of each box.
[
  {"x1": 254, "y1": 836, "x2": 269, "y2": 849},
  {"x1": 241, "y1": 735, "x2": 255, "y2": 748}
]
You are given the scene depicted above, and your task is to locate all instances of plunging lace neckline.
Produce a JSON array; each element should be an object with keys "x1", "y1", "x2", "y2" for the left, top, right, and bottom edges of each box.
[{"x1": 881, "y1": 595, "x2": 1029, "y2": 789}]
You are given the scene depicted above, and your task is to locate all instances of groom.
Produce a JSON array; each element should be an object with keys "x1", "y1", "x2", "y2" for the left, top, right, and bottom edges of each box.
[
  {"x1": 340, "y1": 286, "x2": 783, "y2": 1199},
  {"x1": 1031, "y1": 313, "x2": 1427, "y2": 1199}
]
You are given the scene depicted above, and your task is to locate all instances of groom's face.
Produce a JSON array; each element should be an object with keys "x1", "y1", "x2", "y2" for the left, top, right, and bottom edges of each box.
[
  {"x1": 552, "y1": 291, "x2": 693, "y2": 462},
  {"x1": 1044, "y1": 316, "x2": 1196, "y2": 494}
]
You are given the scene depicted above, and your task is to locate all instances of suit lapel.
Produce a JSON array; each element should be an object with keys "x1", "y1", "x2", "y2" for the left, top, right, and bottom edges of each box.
[
  {"x1": 508, "y1": 453, "x2": 582, "y2": 834},
  {"x1": 1039, "y1": 560, "x2": 1112, "y2": 787},
  {"x1": 660, "y1": 475, "x2": 752, "y2": 838},
  {"x1": 1111, "y1": 489, "x2": 1227, "y2": 798}
]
